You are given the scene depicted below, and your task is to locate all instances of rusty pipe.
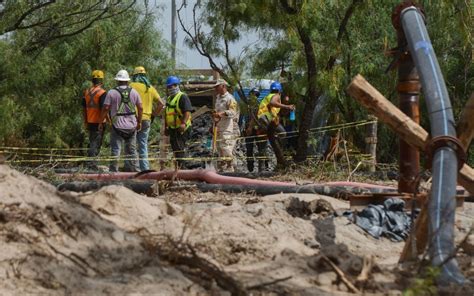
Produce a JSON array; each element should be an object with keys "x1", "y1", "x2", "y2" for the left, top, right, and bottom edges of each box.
[{"x1": 393, "y1": 2, "x2": 421, "y2": 194}]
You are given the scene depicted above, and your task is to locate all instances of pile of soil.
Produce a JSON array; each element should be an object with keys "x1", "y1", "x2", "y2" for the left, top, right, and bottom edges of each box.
[{"x1": 1, "y1": 164, "x2": 473, "y2": 295}]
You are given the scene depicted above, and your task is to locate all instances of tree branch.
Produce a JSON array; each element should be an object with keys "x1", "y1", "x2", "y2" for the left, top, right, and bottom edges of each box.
[
  {"x1": 279, "y1": 0, "x2": 298, "y2": 14},
  {"x1": 1, "y1": 0, "x2": 56, "y2": 35},
  {"x1": 326, "y1": 0, "x2": 363, "y2": 70},
  {"x1": 177, "y1": 0, "x2": 228, "y2": 81},
  {"x1": 25, "y1": 0, "x2": 137, "y2": 53}
]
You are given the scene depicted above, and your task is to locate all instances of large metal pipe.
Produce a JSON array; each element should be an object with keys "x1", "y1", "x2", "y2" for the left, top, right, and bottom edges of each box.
[
  {"x1": 400, "y1": 6, "x2": 465, "y2": 284},
  {"x1": 396, "y1": 42, "x2": 421, "y2": 193}
]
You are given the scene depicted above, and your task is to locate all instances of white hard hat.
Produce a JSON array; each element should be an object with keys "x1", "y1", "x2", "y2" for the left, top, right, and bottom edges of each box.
[
  {"x1": 214, "y1": 78, "x2": 229, "y2": 87},
  {"x1": 114, "y1": 69, "x2": 130, "y2": 81}
]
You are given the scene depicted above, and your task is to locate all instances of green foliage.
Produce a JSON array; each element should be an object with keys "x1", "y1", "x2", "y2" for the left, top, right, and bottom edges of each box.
[
  {"x1": 0, "y1": 2, "x2": 172, "y2": 150},
  {"x1": 1, "y1": 0, "x2": 472, "y2": 166},
  {"x1": 224, "y1": 0, "x2": 472, "y2": 162},
  {"x1": 403, "y1": 266, "x2": 441, "y2": 296}
]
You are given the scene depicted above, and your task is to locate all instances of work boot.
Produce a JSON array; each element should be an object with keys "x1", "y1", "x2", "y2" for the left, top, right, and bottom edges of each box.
[{"x1": 247, "y1": 161, "x2": 254, "y2": 173}]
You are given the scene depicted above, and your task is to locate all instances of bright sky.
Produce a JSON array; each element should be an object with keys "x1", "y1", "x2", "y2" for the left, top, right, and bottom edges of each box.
[{"x1": 154, "y1": 0, "x2": 258, "y2": 69}]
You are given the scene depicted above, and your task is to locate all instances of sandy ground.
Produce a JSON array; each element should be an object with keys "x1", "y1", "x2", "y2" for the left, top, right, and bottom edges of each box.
[{"x1": 0, "y1": 164, "x2": 473, "y2": 295}]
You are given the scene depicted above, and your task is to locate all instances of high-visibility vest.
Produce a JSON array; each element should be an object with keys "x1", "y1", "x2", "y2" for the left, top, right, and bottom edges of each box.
[
  {"x1": 84, "y1": 85, "x2": 106, "y2": 123},
  {"x1": 112, "y1": 86, "x2": 136, "y2": 124},
  {"x1": 165, "y1": 92, "x2": 191, "y2": 130},
  {"x1": 257, "y1": 93, "x2": 280, "y2": 122}
]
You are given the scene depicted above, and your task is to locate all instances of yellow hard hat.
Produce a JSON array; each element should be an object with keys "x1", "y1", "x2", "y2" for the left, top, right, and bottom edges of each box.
[
  {"x1": 133, "y1": 66, "x2": 146, "y2": 75},
  {"x1": 91, "y1": 70, "x2": 104, "y2": 79}
]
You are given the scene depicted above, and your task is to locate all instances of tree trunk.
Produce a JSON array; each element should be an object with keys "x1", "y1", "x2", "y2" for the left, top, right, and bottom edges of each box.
[{"x1": 294, "y1": 24, "x2": 319, "y2": 162}]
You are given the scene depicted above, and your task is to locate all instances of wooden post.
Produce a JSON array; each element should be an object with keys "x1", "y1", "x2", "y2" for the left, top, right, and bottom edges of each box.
[
  {"x1": 399, "y1": 194, "x2": 429, "y2": 261},
  {"x1": 171, "y1": 0, "x2": 177, "y2": 68},
  {"x1": 347, "y1": 74, "x2": 474, "y2": 195},
  {"x1": 365, "y1": 115, "x2": 378, "y2": 172},
  {"x1": 456, "y1": 92, "x2": 474, "y2": 151},
  {"x1": 159, "y1": 116, "x2": 169, "y2": 170}
]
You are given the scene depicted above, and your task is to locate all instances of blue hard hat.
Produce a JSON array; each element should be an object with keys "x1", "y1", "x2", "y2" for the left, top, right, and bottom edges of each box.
[
  {"x1": 166, "y1": 76, "x2": 181, "y2": 87},
  {"x1": 270, "y1": 81, "x2": 282, "y2": 92}
]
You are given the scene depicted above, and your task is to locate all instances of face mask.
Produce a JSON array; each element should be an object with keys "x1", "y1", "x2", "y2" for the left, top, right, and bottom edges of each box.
[{"x1": 167, "y1": 86, "x2": 180, "y2": 96}]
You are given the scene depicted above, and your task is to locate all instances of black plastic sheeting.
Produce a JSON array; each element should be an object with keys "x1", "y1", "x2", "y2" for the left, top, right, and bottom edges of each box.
[{"x1": 346, "y1": 198, "x2": 415, "y2": 242}]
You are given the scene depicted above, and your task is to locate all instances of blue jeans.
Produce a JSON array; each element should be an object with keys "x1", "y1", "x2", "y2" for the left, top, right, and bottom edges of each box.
[
  {"x1": 137, "y1": 120, "x2": 151, "y2": 171},
  {"x1": 110, "y1": 127, "x2": 139, "y2": 172}
]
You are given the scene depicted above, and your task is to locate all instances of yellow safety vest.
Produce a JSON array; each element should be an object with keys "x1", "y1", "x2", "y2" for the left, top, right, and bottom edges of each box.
[
  {"x1": 257, "y1": 93, "x2": 280, "y2": 123},
  {"x1": 165, "y1": 92, "x2": 191, "y2": 129}
]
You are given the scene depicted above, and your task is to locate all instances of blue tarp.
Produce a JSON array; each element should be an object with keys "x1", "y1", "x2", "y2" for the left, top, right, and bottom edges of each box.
[{"x1": 233, "y1": 88, "x2": 270, "y2": 103}]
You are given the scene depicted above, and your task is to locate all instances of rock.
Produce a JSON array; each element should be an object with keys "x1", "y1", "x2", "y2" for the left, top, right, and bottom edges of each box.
[
  {"x1": 112, "y1": 230, "x2": 125, "y2": 242},
  {"x1": 317, "y1": 271, "x2": 337, "y2": 287},
  {"x1": 309, "y1": 199, "x2": 335, "y2": 215},
  {"x1": 246, "y1": 204, "x2": 263, "y2": 217},
  {"x1": 461, "y1": 234, "x2": 474, "y2": 255},
  {"x1": 140, "y1": 274, "x2": 154, "y2": 281},
  {"x1": 304, "y1": 238, "x2": 320, "y2": 249},
  {"x1": 244, "y1": 197, "x2": 261, "y2": 204},
  {"x1": 222, "y1": 199, "x2": 233, "y2": 206},
  {"x1": 285, "y1": 196, "x2": 311, "y2": 218}
]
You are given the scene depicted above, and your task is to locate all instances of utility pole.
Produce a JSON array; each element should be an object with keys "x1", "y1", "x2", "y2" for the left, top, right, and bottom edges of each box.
[{"x1": 171, "y1": 0, "x2": 177, "y2": 68}]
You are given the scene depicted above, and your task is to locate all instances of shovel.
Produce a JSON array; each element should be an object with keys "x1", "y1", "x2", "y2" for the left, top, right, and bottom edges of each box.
[{"x1": 206, "y1": 122, "x2": 218, "y2": 170}]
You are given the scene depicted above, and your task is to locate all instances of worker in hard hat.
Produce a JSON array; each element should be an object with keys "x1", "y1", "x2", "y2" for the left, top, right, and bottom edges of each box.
[
  {"x1": 278, "y1": 94, "x2": 297, "y2": 151},
  {"x1": 213, "y1": 79, "x2": 239, "y2": 172},
  {"x1": 257, "y1": 81, "x2": 295, "y2": 168},
  {"x1": 99, "y1": 69, "x2": 143, "y2": 172},
  {"x1": 130, "y1": 66, "x2": 164, "y2": 171},
  {"x1": 244, "y1": 87, "x2": 269, "y2": 172},
  {"x1": 82, "y1": 70, "x2": 107, "y2": 170},
  {"x1": 164, "y1": 75, "x2": 193, "y2": 169}
]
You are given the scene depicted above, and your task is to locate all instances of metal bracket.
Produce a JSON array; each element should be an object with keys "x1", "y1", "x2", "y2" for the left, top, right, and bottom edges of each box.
[
  {"x1": 425, "y1": 135, "x2": 467, "y2": 170},
  {"x1": 391, "y1": 1, "x2": 425, "y2": 31}
]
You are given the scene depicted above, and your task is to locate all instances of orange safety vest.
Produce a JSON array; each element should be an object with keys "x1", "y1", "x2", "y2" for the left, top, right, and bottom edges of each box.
[{"x1": 84, "y1": 85, "x2": 106, "y2": 124}]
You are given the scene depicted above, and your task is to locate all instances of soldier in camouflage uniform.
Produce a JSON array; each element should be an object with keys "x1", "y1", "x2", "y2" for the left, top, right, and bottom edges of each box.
[{"x1": 212, "y1": 79, "x2": 239, "y2": 172}]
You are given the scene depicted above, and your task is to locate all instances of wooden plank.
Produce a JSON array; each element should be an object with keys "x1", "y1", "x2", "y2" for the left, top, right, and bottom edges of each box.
[
  {"x1": 399, "y1": 196, "x2": 429, "y2": 262},
  {"x1": 365, "y1": 115, "x2": 378, "y2": 172},
  {"x1": 347, "y1": 74, "x2": 474, "y2": 195},
  {"x1": 347, "y1": 74, "x2": 428, "y2": 149},
  {"x1": 183, "y1": 83, "x2": 215, "y2": 89},
  {"x1": 191, "y1": 105, "x2": 211, "y2": 119},
  {"x1": 459, "y1": 164, "x2": 474, "y2": 195},
  {"x1": 456, "y1": 92, "x2": 474, "y2": 150},
  {"x1": 175, "y1": 69, "x2": 216, "y2": 76}
]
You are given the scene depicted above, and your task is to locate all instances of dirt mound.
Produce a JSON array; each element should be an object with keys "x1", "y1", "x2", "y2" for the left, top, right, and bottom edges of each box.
[
  {"x1": 0, "y1": 165, "x2": 203, "y2": 295},
  {"x1": 1, "y1": 164, "x2": 473, "y2": 295}
]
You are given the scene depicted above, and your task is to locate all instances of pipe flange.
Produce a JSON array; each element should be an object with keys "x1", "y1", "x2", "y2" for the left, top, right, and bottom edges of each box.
[
  {"x1": 425, "y1": 136, "x2": 467, "y2": 170},
  {"x1": 396, "y1": 80, "x2": 421, "y2": 93},
  {"x1": 391, "y1": 1, "x2": 425, "y2": 31}
]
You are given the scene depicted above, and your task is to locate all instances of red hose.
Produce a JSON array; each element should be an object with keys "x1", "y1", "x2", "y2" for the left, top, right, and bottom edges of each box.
[
  {"x1": 58, "y1": 169, "x2": 397, "y2": 190},
  {"x1": 58, "y1": 169, "x2": 294, "y2": 187}
]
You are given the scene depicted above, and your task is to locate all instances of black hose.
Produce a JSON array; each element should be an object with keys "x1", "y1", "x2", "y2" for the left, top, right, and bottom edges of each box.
[
  {"x1": 196, "y1": 183, "x2": 397, "y2": 197},
  {"x1": 57, "y1": 181, "x2": 155, "y2": 195},
  {"x1": 401, "y1": 7, "x2": 465, "y2": 284}
]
